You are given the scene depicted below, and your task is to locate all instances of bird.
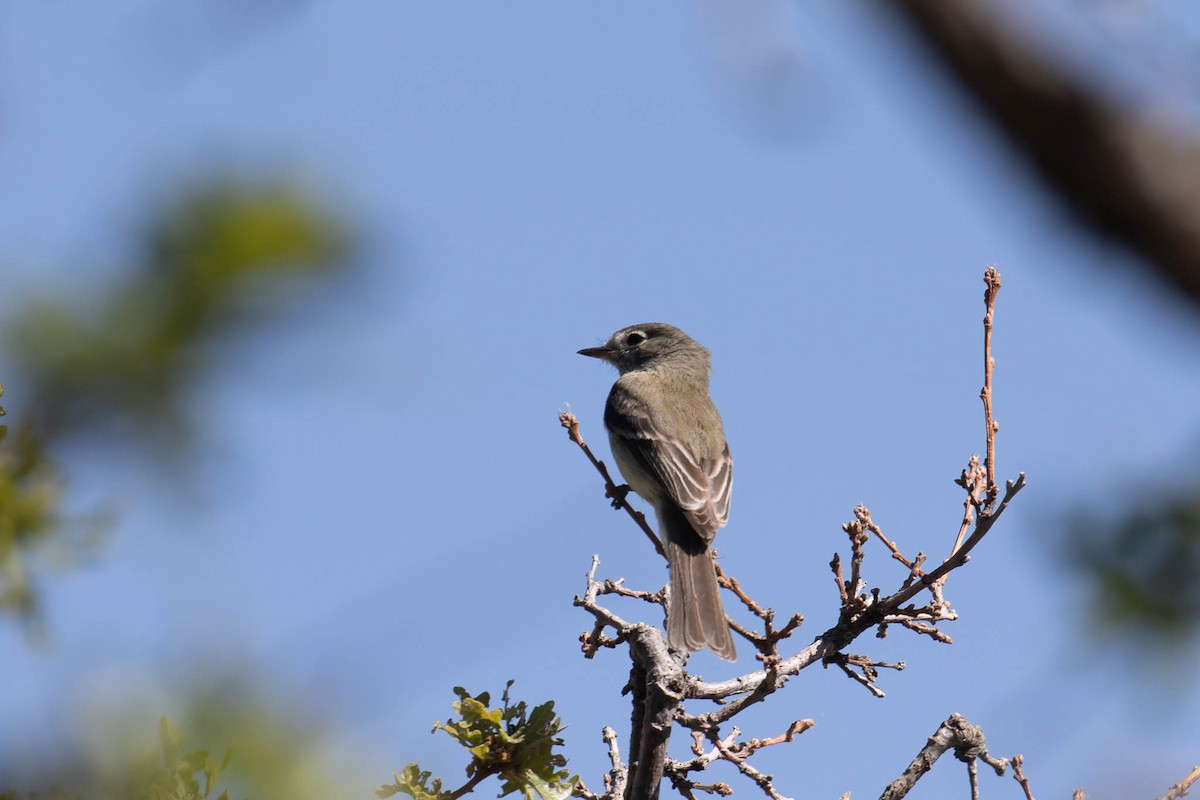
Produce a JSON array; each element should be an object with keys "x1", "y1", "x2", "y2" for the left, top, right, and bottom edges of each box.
[{"x1": 579, "y1": 322, "x2": 736, "y2": 661}]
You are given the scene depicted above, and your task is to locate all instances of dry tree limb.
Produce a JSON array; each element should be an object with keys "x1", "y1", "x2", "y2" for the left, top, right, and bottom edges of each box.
[
  {"x1": 1159, "y1": 765, "x2": 1200, "y2": 800},
  {"x1": 878, "y1": 713, "x2": 1015, "y2": 800}
]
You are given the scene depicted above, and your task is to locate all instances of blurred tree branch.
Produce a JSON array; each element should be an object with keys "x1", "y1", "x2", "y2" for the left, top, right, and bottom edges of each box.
[{"x1": 879, "y1": 0, "x2": 1200, "y2": 305}]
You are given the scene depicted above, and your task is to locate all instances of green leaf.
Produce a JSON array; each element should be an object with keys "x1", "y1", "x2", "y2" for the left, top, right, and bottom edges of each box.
[
  {"x1": 375, "y1": 764, "x2": 447, "y2": 800},
  {"x1": 392, "y1": 684, "x2": 574, "y2": 800}
]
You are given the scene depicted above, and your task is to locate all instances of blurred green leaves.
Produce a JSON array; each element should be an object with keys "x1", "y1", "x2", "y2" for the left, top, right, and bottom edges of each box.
[
  {"x1": 378, "y1": 682, "x2": 577, "y2": 800},
  {"x1": 1, "y1": 717, "x2": 233, "y2": 800},
  {"x1": 2, "y1": 675, "x2": 356, "y2": 800},
  {"x1": 105, "y1": 717, "x2": 233, "y2": 800},
  {"x1": 1069, "y1": 490, "x2": 1200, "y2": 645},
  {"x1": 7, "y1": 178, "x2": 348, "y2": 439},
  {"x1": 0, "y1": 417, "x2": 65, "y2": 618},
  {"x1": 0, "y1": 415, "x2": 103, "y2": 623},
  {"x1": 173, "y1": 677, "x2": 350, "y2": 800},
  {"x1": 0, "y1": 176, "x2": 348, "y2": 623}
]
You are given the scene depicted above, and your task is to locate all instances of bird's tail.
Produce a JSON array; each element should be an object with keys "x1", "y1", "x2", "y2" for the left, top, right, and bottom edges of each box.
[{"x1": 661, "y1": 505, "x2": 736, "y2": 661}]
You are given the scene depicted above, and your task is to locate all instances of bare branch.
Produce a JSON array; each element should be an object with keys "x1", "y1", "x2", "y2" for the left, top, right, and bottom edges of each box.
[
  {"x1": 1158, "y1": 765, "x2": 1200, "y2": 800},
  {"x1": 708, "y1": 729, "x2": 793, "y2": 800},
  {"x1": 858, "y1": 505, "x2": 919, "y2": 573},
  {"x1": 823, "y1": 652, "x2": 905, "y2": 699},
  {"x1": 878, "y1": 714, "x2": 1013, "y2": 800},
  {"x1": 830, "y1": 552, "x2": 848, "y2": 604},
  {"x1": 981, "y1": 267, "x2": 1001, "y2": 506},
  {"x1": 576, "y1": 726, "x2": 627, "y2": 800},
  {"x1": 561, "y1": 410, "x2": 665, "y2": 558}
]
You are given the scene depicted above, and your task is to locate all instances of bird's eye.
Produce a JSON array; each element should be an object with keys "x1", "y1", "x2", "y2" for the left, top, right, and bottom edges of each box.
[{"x1": 625, "y1": 332, "x2": 646, "y2": 346}]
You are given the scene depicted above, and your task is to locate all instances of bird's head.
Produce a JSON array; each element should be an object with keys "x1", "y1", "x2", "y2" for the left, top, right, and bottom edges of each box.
[{"x1": 578, "y1": 322, "x2": 709, "y2": 375}]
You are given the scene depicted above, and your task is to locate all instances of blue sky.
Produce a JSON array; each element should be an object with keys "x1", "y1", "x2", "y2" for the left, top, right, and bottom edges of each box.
[{"x1": 3, "y1": 2, "x2": 1200, "y2": 798}]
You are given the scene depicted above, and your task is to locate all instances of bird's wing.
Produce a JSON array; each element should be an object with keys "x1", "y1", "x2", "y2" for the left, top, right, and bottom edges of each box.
[{"x1": 605, "y1": 392, "x2": 731, "y2": 545}]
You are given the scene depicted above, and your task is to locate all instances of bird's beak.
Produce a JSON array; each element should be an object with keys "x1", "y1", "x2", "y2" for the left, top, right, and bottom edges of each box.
[{"x1": 578, "y1": 345, "x2": 614, "y2": 361}]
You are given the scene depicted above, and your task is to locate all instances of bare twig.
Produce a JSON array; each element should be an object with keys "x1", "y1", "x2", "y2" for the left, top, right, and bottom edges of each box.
[
  {"x1": 1158, "y1": 765, "x2": 1200, "y2": 800},
  {"x1": 575, "y1": 556, "x2": 640, "y2": 658},
  {"x1": 830, "y1": 552, "x2": 848, "y2": 604},
  {"x1": 714, "y1": 557, "x2": 770, "y2": 620},
  {"x1": 942, "y1": 456, "x2": 985, "y2": 592},
  {"x1": 740, "y1": 719, "x2": 815, "y2": 750},
  {"x1": 843, "y1": 513, "x2": 869, "y2": 606},
  {"x1": 714, "y1": 558, "x2": 803, "y2": 655},
  {"x1": 981, "y1": 267, "x2": 1001, "y2": 507},
  {"x1": 708, "y1": 730, "x2": 794, "y2": 800},
  {"x1": 887, "y1": 472, "x2": 1026, "y2": 610},
  {"x1": 576, "y1": 726, "x2": 627, "y2": 800},
  {"x1": 891, "y1": 617, "x2": 953, "y2": 644},
  {"x1": 857, "y1": 506, "x2": 919, "y2": 573},
  {"x1": 669, "y1": 720, "x2": 813, "y2": 781},
  {"x1": 560, "y1": 410, "x2": 665, "y2": 558},
  {"x1": 1011, "y1": 754, "x2": 1036, "y2": 800},
  {"x1": 823, "y1": 652, "x2": 905, "y2": 699}
]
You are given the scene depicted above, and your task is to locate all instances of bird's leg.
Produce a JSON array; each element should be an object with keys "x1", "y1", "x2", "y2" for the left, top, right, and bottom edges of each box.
[{"x1": 607, "y1": 483, "x2": 632, "y2": 508}]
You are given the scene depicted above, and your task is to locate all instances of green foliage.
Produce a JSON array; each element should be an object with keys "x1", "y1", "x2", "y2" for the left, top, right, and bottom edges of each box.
[
  {"x1": 173, "y1": 677, "x2": 349, "y2": 800},
  {"x1": 0, "y1": 416, "x2": 98, "y2": 621},
  {"x1": 1070, "y1": 491, "x2": 1200, "y2": 644},
  {"x1": 378, "y1": 682, "x2": 577, "y2": 800},
  {"x1": 110, "y1": 717, "x2": 233, "y2": 800},
  {"x1": 377, "y1": 764, "x2": 447, "y2": 800},
  {"x1": 2, "y1": 676, "x2": 353, "y2": 800},
  {"x1": 6, "y1": 179, "x2": 348, "y2": 439},
  {"x1": 0, "y1": 176, "x2": 346, "y2": 620},
  {"x1": 1, "y1": 717, "x2": 233, "y2": 800}
]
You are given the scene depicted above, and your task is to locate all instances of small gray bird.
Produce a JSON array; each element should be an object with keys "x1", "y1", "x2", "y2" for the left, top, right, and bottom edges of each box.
[{"x1": 579, "y1": 323, "x2": 736, "y2": 661}]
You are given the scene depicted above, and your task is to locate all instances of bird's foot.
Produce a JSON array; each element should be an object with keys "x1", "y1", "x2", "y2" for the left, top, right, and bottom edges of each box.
[{"x1": 607, "y1": 483, "x2": 631, "y2": 508}]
